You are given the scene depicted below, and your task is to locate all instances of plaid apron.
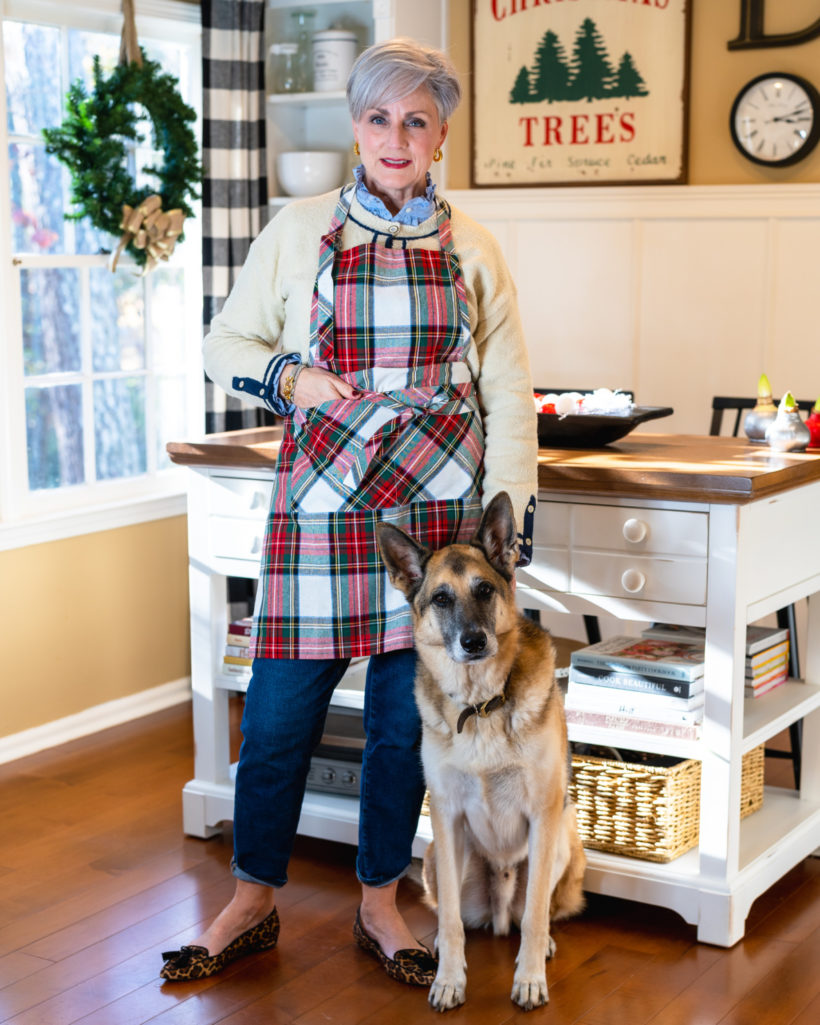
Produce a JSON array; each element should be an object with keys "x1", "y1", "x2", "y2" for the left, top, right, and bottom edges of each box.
[{"x1": 251, "y1": 187, "x2": 484, "y2": 659}]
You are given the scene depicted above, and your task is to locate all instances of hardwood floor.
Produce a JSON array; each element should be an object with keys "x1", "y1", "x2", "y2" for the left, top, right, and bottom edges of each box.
[{"x1": 1, "y1": 701, "x2": 818, "y2": 1025}]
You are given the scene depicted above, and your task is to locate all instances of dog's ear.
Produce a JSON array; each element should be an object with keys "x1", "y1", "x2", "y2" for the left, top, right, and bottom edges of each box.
[
  {"x1": 472, "y1": 491, "x2": 519, "y2": 580},
  {"x1": 376, "y1": 523, "x2": 429, "y2": 600}
]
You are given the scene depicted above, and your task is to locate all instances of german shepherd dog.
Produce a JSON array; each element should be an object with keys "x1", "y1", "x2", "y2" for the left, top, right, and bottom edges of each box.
[{"x1": 377, "y1": 492, "x2": 585, "y2": 1012}]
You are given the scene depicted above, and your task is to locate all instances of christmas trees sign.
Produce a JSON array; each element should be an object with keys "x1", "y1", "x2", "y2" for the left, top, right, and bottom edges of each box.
[
  {"x1": 511, "y1": 21, "x2": 649, "y2": 105},
  {"x1": 473, "y1": 0, "x2": 690, "y2": 186}
]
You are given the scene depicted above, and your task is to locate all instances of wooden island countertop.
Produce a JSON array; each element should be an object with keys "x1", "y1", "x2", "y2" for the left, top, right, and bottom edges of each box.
[{"x1": 167, "y1": 428, "x2": 820, "y2": 505}]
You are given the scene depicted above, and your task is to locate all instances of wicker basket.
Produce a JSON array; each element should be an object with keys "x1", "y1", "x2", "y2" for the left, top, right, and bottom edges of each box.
[{"x1": 569, "y1": 744, "x2": 764, "y2": 863}]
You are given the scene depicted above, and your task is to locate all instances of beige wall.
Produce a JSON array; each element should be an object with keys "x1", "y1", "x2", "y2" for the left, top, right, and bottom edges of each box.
[
  {"x1": 0, "y1": 517, "x2": 190, "y2": 739},
  {"x1": 446, "y1": 0, "x2": 820, "y2": 187}
]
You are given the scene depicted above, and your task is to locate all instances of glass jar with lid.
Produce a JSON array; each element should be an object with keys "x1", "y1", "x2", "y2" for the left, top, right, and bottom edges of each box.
[{"x1": 270, "y1": 42, "x2": 301, "y2": 94}]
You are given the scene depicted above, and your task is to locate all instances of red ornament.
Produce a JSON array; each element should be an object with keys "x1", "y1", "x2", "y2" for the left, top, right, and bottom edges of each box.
[{"x1": 806, "y1": 398, "x2": 820, "y2": 448}]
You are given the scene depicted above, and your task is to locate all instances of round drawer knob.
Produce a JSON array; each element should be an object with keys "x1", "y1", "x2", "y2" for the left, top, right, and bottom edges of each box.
[
  {"x1": 623, "y1": 517, "x2": 648, "y2": 543},
  {"x1": 250, "y1": 537, "x2": 262, "y2": 555},
  {"x1": 621, "y1": 568, "x2": 646, "y2": 593}
]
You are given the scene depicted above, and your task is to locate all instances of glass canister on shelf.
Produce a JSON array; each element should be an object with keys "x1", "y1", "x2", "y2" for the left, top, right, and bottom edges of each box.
[
  {"x1": 270, "y1": 42, "x2": 301, "y2": 94},
  {"x1": 290, "y1": 9, "x2": 315, "y2": 92}
]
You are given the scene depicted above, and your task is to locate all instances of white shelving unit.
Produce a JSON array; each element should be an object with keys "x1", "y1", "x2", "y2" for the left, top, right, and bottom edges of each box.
[
  {"x1": 517, "y1": 486, "x2": 820, "y2": 946},
  {"x1": 264, "y1": 0, "x2": 450, "y2": 203}
]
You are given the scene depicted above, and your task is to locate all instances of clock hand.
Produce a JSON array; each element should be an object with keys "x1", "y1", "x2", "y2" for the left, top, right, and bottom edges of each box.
[{"x1": 770, "y1": 103, "x2": 811, "y2": 123}]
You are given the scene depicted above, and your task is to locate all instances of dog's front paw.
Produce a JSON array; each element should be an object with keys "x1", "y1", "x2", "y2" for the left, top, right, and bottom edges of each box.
[
  {"x1": 429, "y1": 968, "x2": 467, "y2": 1012},
  {"x1": 511, "y1": 973, "x2": 548, "y2": 1010},
  {"x1": 546, "y1": 934, "x2": 557, "y2": 959}
]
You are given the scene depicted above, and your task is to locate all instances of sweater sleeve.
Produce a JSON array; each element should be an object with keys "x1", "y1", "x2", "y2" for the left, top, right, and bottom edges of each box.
[
  {"x1": 451, "y1": 209, "x2": 539, "y2": 551},
  {"x1": 202, "y1": 218, "x2": 287, "y2": 411},
  {"x1": 202, "y1": 195, "x2": 334, "y2": 412}
]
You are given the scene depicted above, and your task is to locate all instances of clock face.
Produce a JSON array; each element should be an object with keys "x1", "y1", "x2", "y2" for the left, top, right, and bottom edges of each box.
[{"x1": 730, "y1": 72, "x2": 820, "y2": 167}]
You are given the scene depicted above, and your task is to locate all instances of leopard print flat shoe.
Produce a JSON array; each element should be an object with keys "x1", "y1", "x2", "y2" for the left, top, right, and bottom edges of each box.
[
  {"x1": 353, "y1": 907, "x2": 437, "y2": 986},
  {"x1": 160, "y1": 906, "x2": 280, "y2": 981}
]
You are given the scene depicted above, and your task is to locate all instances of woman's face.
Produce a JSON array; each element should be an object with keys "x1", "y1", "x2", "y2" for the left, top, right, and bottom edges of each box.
[{"x1": 352, "y1": 86, "x2": 448, "y2": 215}]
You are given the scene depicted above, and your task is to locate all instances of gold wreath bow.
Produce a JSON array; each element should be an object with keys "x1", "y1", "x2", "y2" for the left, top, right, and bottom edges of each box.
[{"x1": 109, "y1": 195, "x2": 185, "y2": 274}]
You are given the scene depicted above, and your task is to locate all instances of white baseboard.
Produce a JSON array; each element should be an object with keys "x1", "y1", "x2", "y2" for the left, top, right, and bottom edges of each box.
[{"x1": 0, "y1": 678, "x2": 192, "y2": 766}]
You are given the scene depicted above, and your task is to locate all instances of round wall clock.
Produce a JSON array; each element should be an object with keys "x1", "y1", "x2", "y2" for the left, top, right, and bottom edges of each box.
[{"x1": 730, "y1": 71, "x2": 820, "y2": 167}]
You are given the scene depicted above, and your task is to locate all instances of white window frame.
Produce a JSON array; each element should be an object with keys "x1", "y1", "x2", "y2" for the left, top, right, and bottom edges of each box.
[{"x1": 0, "y1": 0, "x2": 203, "y2": 549}]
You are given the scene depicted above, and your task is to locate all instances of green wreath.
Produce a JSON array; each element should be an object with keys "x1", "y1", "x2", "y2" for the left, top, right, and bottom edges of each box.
[{"x1": 43, "y1": 51, "x2": 202, "y2": 268}]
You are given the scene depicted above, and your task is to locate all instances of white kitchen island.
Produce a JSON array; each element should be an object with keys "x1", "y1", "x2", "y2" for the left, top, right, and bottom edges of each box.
[{"x1": 168, "y1": 429, "x2": 820, "y2": 947}]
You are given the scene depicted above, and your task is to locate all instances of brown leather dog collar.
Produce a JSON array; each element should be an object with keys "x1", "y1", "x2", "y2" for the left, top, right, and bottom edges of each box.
[{"x1": 456, "y1": 690, "x2": 507, "y2": 734}]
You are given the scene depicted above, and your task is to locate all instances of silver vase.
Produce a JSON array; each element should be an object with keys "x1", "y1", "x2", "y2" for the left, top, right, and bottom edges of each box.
[
  {"x1": 744, "y1": 405, "x2": 777, "y2": 442},
  {"x1": 765, "y1": 410, "x2": 811, "y2": 452}
]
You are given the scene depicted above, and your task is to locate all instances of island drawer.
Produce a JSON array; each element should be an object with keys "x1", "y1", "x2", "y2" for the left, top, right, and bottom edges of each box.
[
  {"x1": 572, "y1": 505, "x2": 707, "y2": 557},
  {"x1": 571, "y1": 551, "x2": 707, "y2": 605}
]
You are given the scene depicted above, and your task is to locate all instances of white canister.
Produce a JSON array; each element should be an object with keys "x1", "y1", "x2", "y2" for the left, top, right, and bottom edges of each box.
[{"x1": 312, "y1": 30, "x2": 357, "y2": 93}]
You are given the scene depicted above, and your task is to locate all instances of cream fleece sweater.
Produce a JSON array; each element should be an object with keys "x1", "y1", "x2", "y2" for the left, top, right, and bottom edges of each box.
[{"x1": 203, "y1": 189, "x2": 538, "y2": 526}]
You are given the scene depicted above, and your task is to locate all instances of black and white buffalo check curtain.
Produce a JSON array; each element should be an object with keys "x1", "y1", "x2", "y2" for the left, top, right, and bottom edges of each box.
[{"x1": 201, "y1": 0, "x2": 271, "y2": 434}]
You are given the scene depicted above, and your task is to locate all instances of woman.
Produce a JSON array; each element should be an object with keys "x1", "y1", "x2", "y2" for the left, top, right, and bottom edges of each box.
[{"x1": 160, "y1": 38, "x2": 538, "y2": 986}]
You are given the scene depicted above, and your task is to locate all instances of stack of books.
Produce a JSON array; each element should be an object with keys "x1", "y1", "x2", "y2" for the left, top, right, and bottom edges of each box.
[
  {"x1": 641, "y1": 623, "x2": 789, "y2": 698},
  {"x1": 566, "y1": 635, "x2": 706, "y2": 740},
  {"x1": 222, "y1": 616, "x2": 253, "y2": 682}
]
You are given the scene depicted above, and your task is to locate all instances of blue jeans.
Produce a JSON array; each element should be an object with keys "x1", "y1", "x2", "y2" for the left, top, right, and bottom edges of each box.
[{"x1": 232, "y1": 648, "x2": 425, "y2": 889}]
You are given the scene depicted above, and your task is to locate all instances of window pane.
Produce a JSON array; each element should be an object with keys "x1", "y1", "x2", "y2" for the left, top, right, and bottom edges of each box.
[
  {"x1": 75, "y1": 213, "x2": 116, "y2": 257},
  {"x1": 21, "y1": 267, "x2": 81, "y2": 375},
  {"x1": 9, "y1": 142, "x2": 64, "y2": 253},
  {"x1": 4, "y1": 21, "x2": 62, "y2": 134},
  {"x1": 149, "y1": 266, "x2": 186, "y2": 371},
  {"x1": 67, "y1": 30, "x2": 119, "y2": 88},
  {"x1": 156, "y1": 376, "x2": 187, "y2": 470},
  {"x1": 26, "y1": 384, "x2": 85, "y2": 490},
  {"x1": 64, "y1": 33, "x2": 125, "y2": 253},
  {"x1": 144, "y1": 41, "x2": 183, "y2": 84},
  {"x1": 8, "y1": 141, "x2": 114, "y2": 256},
  {"x1": 94, "y1": 377, "x2": 147, "y2": 480},
  {"x1": 90, "y1": 268, "x2": 145, "y2": 372}
]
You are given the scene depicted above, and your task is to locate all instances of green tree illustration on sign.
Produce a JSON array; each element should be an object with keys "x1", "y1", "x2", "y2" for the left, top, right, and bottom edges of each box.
[
  {"x1": 510, "y1": 65, "x2": 532, "y2": 103},
  {"x1": 532, "y1": 30, "x2": 571, "y2": 102},
  {"x1": 567, "y1": 17, "x2": 615, "y2": 101},
  {"x1": 613, "y1": 52, "x2": 649, "y2": 98},
  {"x1": 508, "y1": 18, "x2": 649, "y2": 103}
]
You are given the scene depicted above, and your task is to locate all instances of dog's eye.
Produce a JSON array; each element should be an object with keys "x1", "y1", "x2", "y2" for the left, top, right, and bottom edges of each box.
[
  {"x1": 475, "y1": 581, "x2": 494, "y2": 601},
  {"x1": 431, "y1": 590, "x2": 452, "y2": 608}
]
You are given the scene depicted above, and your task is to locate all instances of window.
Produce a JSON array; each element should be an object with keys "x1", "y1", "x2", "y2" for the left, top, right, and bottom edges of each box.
[{"x1": 0, "y1": 0, "x2": 202, "y2": 538}]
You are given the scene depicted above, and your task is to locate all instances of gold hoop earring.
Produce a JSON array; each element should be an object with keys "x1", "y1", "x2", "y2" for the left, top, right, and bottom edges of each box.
[
  {"x1": 353, "y1": 142, "x2": 360, "y2": 157},
  {"x1": 433, "y1": 147, "x2": 443, "y2": 163}
]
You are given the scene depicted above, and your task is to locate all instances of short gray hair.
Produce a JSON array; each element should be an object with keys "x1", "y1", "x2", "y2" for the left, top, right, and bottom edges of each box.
[{"x1": 347, "y1": 38, "x2": 462, "y2": 123}]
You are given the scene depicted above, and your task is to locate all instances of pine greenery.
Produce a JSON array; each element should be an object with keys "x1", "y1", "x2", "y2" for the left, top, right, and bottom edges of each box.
[{"x1": 42, "y1": 51, "x2": 202, "y2": 266}]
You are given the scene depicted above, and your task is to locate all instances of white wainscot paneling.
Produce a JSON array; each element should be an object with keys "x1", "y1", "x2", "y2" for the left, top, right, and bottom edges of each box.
[
  {"x1": 639, "y1": 218, "x2": 769, "y2": 435},
  {"x1": 447, "y1": 185, "x2": 820, "y2": 438},
  {"x1": 517, "y1": 219, "x2": 636, "y2": 390},
  {"x1": 769, "y1": 218, "x2": 820, "y2": 395}
]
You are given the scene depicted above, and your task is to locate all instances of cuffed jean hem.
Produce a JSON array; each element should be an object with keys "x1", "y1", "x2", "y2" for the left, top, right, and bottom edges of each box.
[
  {"x1": 356, "y1": 861, "x2": 411, "y2": 888},
  {"x1": 231, "y1": 856, "x2": 281, "y2": 888}
]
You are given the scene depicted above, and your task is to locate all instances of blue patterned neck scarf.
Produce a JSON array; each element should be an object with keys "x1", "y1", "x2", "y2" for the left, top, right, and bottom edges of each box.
[{"x1": 353, "y1": 164, "x2": 437, "y2": 226}]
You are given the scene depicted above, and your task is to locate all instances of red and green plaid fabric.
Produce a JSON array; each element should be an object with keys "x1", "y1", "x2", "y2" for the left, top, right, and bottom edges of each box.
[
  {"x1": 251, "y1": 189, "x2": 484, "y2": 659},
  {"x1": 253, "y1": 499, "x2": 483, "y2": 659}
]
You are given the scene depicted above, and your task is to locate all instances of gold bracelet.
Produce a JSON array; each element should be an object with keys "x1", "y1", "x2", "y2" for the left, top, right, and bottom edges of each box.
[{"x1": 281, "y1": 364, "x2": 303, "y2": 405}]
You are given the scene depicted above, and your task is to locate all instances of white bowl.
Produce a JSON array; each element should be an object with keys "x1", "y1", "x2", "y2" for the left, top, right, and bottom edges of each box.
[{"x1": 276, "y1": 150, "x2": 345, "y2": 197}]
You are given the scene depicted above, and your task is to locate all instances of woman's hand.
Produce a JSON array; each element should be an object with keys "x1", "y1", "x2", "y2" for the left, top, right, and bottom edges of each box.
[{"x1": 282, "y1": 366, "x2": 359, "y2": 408}]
